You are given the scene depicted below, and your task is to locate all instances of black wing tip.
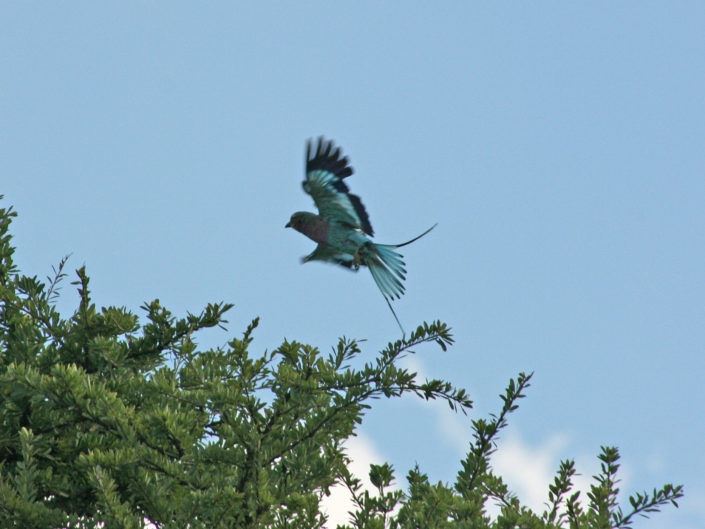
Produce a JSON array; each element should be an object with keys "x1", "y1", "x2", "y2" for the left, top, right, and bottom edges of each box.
[
  {"x1": 306, "y1": 136, "x2": 354, "y2": 178},
  {"x1": 348, "y1": 193, "x2": 374, "y2": 236},
  {"x1": 304, "y1": 136, "x2": 374, "y2": 237}
]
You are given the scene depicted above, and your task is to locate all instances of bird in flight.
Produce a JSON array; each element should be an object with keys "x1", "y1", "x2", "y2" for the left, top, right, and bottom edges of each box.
[{"x1": 286, "y1": 137, "x2": 436, "y2": 333}]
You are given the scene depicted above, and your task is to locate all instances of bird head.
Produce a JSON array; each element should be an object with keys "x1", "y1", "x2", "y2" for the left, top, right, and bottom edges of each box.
[{"x1": 285, "y1": 211, "x2": 318, "y2": 232}]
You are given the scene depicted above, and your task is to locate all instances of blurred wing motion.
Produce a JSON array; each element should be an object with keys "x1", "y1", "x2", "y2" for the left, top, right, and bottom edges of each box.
[
  {"x1": 303, "y1": 243, "x2": 354, "y2": 269},
  {"x1": 288, "y1": 137, "x2": 436, "y2": 335},
  {"x1": 304, "y1": 137, "x2": 374, "y2": 235}
]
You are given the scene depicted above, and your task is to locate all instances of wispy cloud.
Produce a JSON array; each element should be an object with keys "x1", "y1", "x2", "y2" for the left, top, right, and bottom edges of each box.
[
  {"x1": 321, "y1": 433, "x2": 395, "y2": 528},
  {"x1": 492, "y1": 429, "x2": 582, "y2": 511},
  {"x1": 323, "y1": 356, "x2": 694, "y2": 527}
]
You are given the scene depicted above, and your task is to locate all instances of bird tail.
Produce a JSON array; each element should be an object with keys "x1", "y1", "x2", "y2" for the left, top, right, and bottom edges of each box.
[
  {"x1": 365, "y1": 223, "x2": 437, "y2": 301},
  {"x1": 366, "y1": 246, "x2": 406, "y2": 335},
  {"x1": 393, "y1": 223, "x2": 437, "y2": 248},
  {"x1": 364, "y1": 223, "x2": 437, "y2": 335},
  {"x1": 367, "y1": 244, "x2": 407, "y2": 300}
]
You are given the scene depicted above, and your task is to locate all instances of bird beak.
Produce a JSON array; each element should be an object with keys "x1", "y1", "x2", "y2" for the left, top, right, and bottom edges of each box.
[{"x1": 285, "y1": 221, "x2": 291, "y2": 228}]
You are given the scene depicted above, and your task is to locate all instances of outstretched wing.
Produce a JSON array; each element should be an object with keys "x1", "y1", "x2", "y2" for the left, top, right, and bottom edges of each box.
[
  {"x1": 303, "y1": 243, "x2": 355, "y2": 269},
  {"x1": 303, "y1": 137, "x2": 374, "y2": 236}
]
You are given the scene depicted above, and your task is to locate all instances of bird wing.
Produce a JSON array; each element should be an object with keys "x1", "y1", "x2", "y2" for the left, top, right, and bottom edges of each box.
[
  {"x1": 304, "y1": 244, "x2": 355, "y2": 269},
  {"x1": 303, "y1": 137, "x2": 374, "y2": 236}
]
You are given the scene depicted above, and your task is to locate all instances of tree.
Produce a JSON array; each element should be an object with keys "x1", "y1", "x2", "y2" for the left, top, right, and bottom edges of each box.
[{"x1": 0, "y1": 200, "x2": 682, "y2": 528}]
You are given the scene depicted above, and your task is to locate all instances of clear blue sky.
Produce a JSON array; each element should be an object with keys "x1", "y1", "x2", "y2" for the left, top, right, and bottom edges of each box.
[{"x1": 2, "y1": 3, "x2": 704, "y2": 527}]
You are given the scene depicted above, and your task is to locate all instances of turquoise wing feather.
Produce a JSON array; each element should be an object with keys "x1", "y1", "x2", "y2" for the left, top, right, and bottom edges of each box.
[
  {"x1": 303, "y1": 138, "x2": 374, "y2": 235},
  {"x1": 303, "y1": 243, "x2": 356, "y2": 268}
]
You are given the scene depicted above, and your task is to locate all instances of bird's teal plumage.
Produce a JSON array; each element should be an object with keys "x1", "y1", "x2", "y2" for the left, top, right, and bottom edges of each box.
[{"x1": 286, "y1": 137, "x2": 435, "y2": 330}]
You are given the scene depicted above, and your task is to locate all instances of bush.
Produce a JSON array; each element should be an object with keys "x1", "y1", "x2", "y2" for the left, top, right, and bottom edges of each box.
[{"x1": 0, "y1": 201, "x2": 682, "y2": 528}]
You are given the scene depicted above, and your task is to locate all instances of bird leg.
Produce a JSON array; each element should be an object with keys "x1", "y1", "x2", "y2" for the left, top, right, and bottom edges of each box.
[{"x1": 351, "y1": 249, "x2": 362, "y2": 270}]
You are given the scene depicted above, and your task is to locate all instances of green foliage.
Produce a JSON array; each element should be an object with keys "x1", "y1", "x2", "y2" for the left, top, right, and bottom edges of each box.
[{"x1": 0, "y1": 200, "x2": 683, "y2": 528}]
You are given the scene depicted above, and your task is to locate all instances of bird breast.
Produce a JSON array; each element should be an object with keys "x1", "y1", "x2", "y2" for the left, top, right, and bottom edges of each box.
[{"x1": 299, "y1": 218, "x2": 330, "y2": 244}]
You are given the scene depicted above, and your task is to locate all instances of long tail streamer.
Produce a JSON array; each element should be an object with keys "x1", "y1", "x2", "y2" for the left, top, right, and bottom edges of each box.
[
  {"x1": 385, "y1": 295, "x2": 405, "y2": 336},
  {"x1": 371, "y1": 223, "x2": 438, "y2": 336}
]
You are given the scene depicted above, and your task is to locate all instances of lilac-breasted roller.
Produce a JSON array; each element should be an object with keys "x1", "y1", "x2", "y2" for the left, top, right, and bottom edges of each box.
[{"x1": 286, "y1": 137, "x2": 435, "y2": 332}]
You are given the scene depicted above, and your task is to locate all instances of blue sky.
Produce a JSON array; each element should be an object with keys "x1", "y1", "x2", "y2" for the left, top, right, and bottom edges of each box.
[{"x1": 2, "y1": 3, "x2": 704, "y2": 527}]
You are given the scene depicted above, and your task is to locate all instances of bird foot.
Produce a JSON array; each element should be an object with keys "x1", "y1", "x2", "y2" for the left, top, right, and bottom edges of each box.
[{"x1": 352, "y1": 250, "x2": 362, "y2": 270}]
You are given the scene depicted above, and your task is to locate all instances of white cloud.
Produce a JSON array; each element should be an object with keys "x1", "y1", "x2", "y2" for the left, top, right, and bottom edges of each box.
[
  {"x1": 400, "y1": 355, "x2": 473, "y2": 454},
  {"x1": 397, "y1": 377, "x2": 601, "y2": 518},
  {"x1": 491, "y1": 429, "x2": 571, "y2": 512},
  {"x1": 399, "y1": 359, "x2": 604, "y2": 517},
  {"x1": 321, "y1": 433, "x2": 396, "y2": 529},
  {"x1": 321, "y1": 358, "x2": 681, "y2": 527}
]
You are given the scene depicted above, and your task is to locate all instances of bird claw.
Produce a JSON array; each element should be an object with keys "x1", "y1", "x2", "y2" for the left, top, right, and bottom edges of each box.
[{"x1": 352, "y1": 249, "x2": 362, "y2": 270}]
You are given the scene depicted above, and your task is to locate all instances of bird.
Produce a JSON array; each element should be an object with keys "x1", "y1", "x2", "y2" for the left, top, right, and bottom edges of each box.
[{"x1": 286, "y1": 137, "x2": 436, "y2": 333}]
